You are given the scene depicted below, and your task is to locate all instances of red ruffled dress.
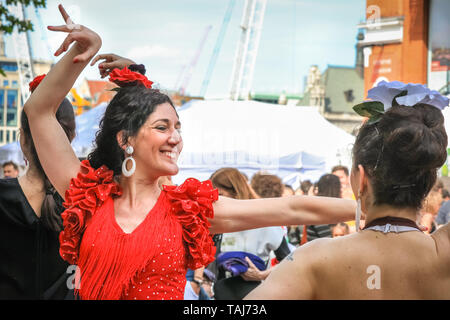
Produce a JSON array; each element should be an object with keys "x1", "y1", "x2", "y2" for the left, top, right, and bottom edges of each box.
[{"x1": 59, "y1": 160, "x2": 218, "y2": 300}]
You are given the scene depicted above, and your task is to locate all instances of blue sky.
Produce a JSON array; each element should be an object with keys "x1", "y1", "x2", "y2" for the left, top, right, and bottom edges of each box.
[{"x1": 5, "y1": 0, "x2": 366, "y2": 98}]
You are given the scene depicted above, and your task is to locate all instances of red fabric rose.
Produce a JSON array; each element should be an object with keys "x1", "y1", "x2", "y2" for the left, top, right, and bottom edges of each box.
[
  {"x1": 109, "y1": 67, "x2": 153, "y2": 89},
  {"x1": 59, "y1": 160, "x2": 122, "y2": 264},
  {"x1": 59, "y1": 231, "x2": 81, "y2": 265},
  {"x1": 61, "y1": 207, "x2": 85, "y2": 237},
  {"x1": 29, "y1": 74, "x2": 46, "y2": 92},
  {"x1": 163, "y1": 178, "x2": 218, "y2": 269}
]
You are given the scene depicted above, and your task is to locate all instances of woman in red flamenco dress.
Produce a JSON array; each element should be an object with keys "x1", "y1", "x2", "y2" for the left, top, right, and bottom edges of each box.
[{"x1": 24, "y1": 5, "x2": 356, "y2": 300}]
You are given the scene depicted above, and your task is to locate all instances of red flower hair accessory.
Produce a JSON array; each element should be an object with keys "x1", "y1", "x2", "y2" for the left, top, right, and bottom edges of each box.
[
  {"x1": 29, "y1": 74, "x2": 46, "y2": 92},
  {"x1": 109, "y1": 67, "x2": 153, "y2": 89}
]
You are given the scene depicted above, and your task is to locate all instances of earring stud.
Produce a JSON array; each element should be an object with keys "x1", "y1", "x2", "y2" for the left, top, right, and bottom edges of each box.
[{"x1": 126, "y1": 146, "x2": 134, "y2": 155}]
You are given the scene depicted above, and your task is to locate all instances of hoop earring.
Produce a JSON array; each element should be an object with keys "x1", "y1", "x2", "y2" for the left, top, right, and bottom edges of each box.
[
  {"x1": 355, "y1": 191, "x2": 362, "y2": 232},
  {"x1": 122, "y1": 146, "x2": 136, "y2": 177}
]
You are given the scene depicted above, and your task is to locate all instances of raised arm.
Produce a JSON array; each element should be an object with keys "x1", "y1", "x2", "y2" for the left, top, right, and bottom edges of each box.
[
  {"x1": 23, "y1": 5, "x2": 102, "y2": 196},
  {"x1": 210, "y1": 195, "x2": 356, "y2": 234}
]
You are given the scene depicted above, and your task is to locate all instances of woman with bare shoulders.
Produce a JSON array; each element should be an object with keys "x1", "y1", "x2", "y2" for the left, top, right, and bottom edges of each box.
[{"x1": 246, "y1": 81, "x2": 450, "y2": 299}]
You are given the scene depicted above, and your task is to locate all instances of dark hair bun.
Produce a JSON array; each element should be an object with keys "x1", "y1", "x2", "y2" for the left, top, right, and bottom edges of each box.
[
  {"x1": 379, "y1": 104, "x2": 447, "y2": 174},
  {"x1": 353, "y1": 103, "x2": 447, "y2": 209}
]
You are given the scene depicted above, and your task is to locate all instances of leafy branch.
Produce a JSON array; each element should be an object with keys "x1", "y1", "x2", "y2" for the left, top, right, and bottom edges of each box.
[{"x1": 0, "y1": 0, "x2": 47, "y2": 75}]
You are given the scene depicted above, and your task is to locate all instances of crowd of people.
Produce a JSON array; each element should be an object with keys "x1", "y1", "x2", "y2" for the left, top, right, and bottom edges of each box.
[
  {"x1": 181, "y1": 164, "x2": 450, "y2": 299},
  {"x1": 0, "y1": 4, "x2": 449, "y2": 300}
]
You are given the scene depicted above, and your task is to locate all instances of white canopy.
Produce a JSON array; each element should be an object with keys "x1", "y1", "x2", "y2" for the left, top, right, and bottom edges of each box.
[
  {"x1": 71, "y1": 102, "x2": 107, "y2": 157},
  {"x1": 0, "y1": 140, "x2": 23, "y2": 167},
  {"x1": 173, "y1": 100, "x2": 355, "y2": 188}
]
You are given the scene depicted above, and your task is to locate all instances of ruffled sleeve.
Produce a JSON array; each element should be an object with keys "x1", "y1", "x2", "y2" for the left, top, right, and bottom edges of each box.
[
  {"x1": 163, "y1": 178, "x2": 219, "y2": 269},
  {"x1": 59, "y1": 160, "x2": 122, "y2": 264}
]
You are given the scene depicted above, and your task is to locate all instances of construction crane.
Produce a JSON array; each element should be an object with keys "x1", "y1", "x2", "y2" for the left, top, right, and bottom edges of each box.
[
  {"x1": 8, "y1": 2, "x2": 35, "y2": 104},
  {"x1": 178, "y1": 25, "x2": 212, "y2": 96},
  {"x1": 199, "y1": 0, "x2": 236, "y2": 98},
  {"x1": 173, "y1": 64, "x2": 187, "y2": 93},
  {"x1": 229, "y1": 0, "x2": 267, "y2": 100}
]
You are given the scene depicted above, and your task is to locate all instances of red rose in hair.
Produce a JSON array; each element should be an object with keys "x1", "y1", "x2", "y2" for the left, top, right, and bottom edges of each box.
[
  {"x1": 109, "y1": 67, "x2": 153, "y2": 89},
  {"x1": 29, "y1": 74, "x2": 46, "y2": 92}
]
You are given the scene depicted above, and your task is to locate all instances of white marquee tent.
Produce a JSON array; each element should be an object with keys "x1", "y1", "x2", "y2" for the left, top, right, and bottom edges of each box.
[{"x1": 173, "y1": 100, "x2": 355, "y2": 188}]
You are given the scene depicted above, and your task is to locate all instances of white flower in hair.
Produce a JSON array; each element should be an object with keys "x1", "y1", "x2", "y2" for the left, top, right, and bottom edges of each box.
[
  {"x1": 353, "y1": 81, "x2": 450, "y2": 123},
  {"x1": 367, "y1": 80, "x2": 449, "y2": 111}
]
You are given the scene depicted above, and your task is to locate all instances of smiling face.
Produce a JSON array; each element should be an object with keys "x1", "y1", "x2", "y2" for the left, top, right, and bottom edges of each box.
[{"x1": 129, "y1": 102, "x2": 183, "y2": 179}]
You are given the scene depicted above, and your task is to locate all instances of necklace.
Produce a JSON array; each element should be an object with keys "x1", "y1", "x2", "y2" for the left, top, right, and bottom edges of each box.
[{"x1": 362, "y1": 216, "x2": 421, "y2": 233}]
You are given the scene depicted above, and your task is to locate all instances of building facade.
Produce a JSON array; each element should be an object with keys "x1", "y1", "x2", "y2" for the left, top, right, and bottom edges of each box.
[
  {"x1": 298, "y1": 64, "x2": 364, "y2": 135},
  {"x1": 358, "y1": 0, "x2": 449, "y2": 96},
  {"x1": 0, "y1": 33, "x2": 52, "y2": 147}
]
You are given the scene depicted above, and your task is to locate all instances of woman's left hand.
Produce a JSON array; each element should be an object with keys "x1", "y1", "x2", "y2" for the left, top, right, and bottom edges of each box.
[
  {"x1": 47, "y1": 4, "x2": 102, "y2": 63},
  {"x1": 241, "y1": 257, "x2": 271, "y2": 281},
  {"x1": 90, "y1": 53, "x2": 136, "y2": 78}
]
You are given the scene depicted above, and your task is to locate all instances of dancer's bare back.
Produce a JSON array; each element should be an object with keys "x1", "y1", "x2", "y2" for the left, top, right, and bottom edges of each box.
[{"x1": 246, "y1": 223, "x2": 450, "y2": 300}]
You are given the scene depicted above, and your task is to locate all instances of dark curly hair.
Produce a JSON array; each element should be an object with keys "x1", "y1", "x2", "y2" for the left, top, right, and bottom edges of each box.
[
  {"x1": 352, "y1": 103, "x2": 447, "y2": 209},
  {"x1": 88, "y1": 85, "x2": 176, "y2": 175}
]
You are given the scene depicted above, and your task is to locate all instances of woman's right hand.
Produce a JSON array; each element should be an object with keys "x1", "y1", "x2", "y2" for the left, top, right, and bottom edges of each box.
[
  {"x1": 90, "y1": 54, "x2": 136, "y2": 78},
  {"x1": 48, "y1": 4, "x2": 102, "y2": 63}
]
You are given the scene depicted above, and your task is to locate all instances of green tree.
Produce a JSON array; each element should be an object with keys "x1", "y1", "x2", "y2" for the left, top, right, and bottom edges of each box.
[{"x1": 0, "y1": 0, "x2": 46, "y2": 75}]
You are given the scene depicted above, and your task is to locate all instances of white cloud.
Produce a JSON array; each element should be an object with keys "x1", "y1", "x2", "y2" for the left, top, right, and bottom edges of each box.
[
  {"x1": 47, "y1": 32, "x2": 66, "y2": 54},
  {"x1": 126, "y1": 45, "x2": 181, "y2": 60},
  {"x1": 65, "y1": 5, "x2": 82, "y2": 25}
]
